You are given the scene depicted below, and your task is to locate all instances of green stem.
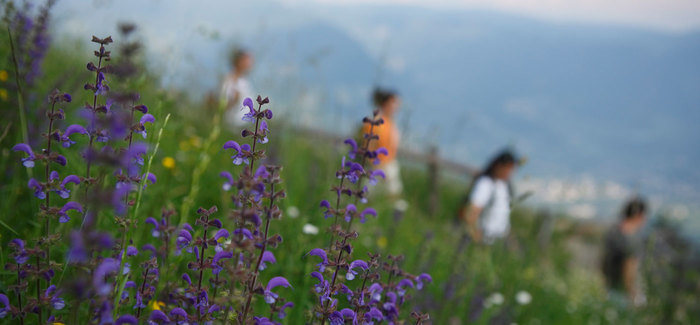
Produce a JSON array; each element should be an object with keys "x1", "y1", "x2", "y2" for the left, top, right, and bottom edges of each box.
[
  {"x1": 7, "y1": 27, "x2": 32, "y2": 179},
  {"x1": 113, "y1": 113, "x2": 171, "y2": 319}
]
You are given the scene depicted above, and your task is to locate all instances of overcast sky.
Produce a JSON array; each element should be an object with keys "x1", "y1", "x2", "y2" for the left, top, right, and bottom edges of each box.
[{"x1": 283, "y1": 0, "x2": 700, "y2": 32}]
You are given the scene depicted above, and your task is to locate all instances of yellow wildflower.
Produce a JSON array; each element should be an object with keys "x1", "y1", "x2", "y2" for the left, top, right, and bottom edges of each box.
[
  {"x1": 189, "y1": 136, "x2": 202, "y2": 148},
  {"x1": 179, "y1": 140, "x2": 190, "y2": 151},
  {"x1": 162, "y1": 156, "x2": 175, "y2": 169},
  {"x1": 377, "y1": 236, "x2": 388, "y2": 249},
  {"x1": 0, "y1": 89, "x2": 7, "y2": 101},
  {"x1": 149, "y1": 300, "x2": 165, "y2": 311},
  {"x1": 0, "y1": 70, "x2": 8, "y2": 82}
]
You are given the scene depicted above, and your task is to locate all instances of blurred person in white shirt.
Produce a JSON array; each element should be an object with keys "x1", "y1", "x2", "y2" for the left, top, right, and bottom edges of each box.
[
  {"x1": 221, "y1": 49, "x2": 254, "y2": 127},
  {"x1": 460, "y1": 150, "x2": 520, "y2": 244}
]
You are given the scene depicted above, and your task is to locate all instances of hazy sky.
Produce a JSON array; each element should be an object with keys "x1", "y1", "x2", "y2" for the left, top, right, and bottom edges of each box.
[{"x1": 284, "y1": 0, "x2": 700, "y2": 31}]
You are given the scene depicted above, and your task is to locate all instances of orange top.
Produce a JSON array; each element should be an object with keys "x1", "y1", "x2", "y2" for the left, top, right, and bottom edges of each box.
[{"x1": 363, "y1": 115, "x2": 399, "y2": 165}]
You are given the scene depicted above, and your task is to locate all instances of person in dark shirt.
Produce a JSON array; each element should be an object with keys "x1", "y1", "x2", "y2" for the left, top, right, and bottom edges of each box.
[{"x1": 602, "y1": 197, "x2": 647, "y2": 305}]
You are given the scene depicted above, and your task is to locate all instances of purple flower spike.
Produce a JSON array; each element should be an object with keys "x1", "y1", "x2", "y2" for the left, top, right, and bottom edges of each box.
[
  {"x1": 257, "y1": 120, "x2": 269, "y2": 144},
  {"x1": 149, "y1": 310, "x2": 170, "y2": 324},
  {"x1": 140, "y1": 113, "x2": 155, "y2": 125},
  {"x1": 93, "y1": 258, "x2": 120, "y2": 296},
  {"x1": 398, "y1": 278, "x2": 414, "y2": 288},
  {"x1": 243, "y1": 97, "x2": 254, "y2": 110},
  {"x1": 233, "y1": 228, "x2": 254, "y2": 240},
  {"x1": 416, "y1": 273, "x2": 433, "y2": 290},
  {"x1": 219, "y1": 171, "x2": 234, "y2": 191},
  {"x1": 58, "y1": 201, "x2": 83, "y2": 223},
  {"x1": 13, "y1": 143, "x2": 36, "y2": 167},
  {"x1": 176, "y1": 229, "x2": 192, "y2": 251},
  {"x1": 213, "y1": 250, "x2": 233, "y2": 264},
  {"x1": 142, "y1": 244, "x2": 156, "y2": 256},
  {"x1": 57, "y1": 174, "x2": 81, "y2": 199},
  {"x1": 208, "y1": 218, "x2": 223, "y2": 229},
  {"x1": 254, "y1": 165, "x2": 270, "y2": 179},
  {"x1": 346, "y1": 260, "x2": 369, "y2": 280},
  {"x1": 208, "y1": 305, "x2": 221, "y2": 313},
  {"x1": 145, "y1": 172, "x2": 157, "y2": 184},
  {"x1": 61, "y1": 174, "x2": 81, "y2": 186},
  {"x1": 340, "y1": 308, "x2": 355, "y2": 320},
  {"x1": 359, "y1": 207, "x2": 377, "y2": 223},
  {"x1": 44, "y1": 285, "x2": 65, "y2": 310},
  {"x1": 28, "y1": 178, "x2": 46, "y2": 199},
  {"x1": 264, "y1": 276, "x2": 292, "y2": 304},
  {"x1": 344, "y1": 138, "x2": 358, "y2": 158},
  {"x1": 344, "y1": 204, "x2": 357, "y2": 222},
  {"x1": 224, "y1": 140, "x2": 248, "y2": 165},
  {"x1": 397, "y1": 278, "x2": 414, "y2": 297},
  {"x1": 54, "y1": 155, "x2": 67, "y2": 166},
  {"x1": 307, "y1": 248, "x2": 329, "y2": 272},
  {"x1": 182, "y1": 273, "x2": 192, "y2": 286},
  {"x1": 368, "y1": 283, "x2": 383, "y2": 302},
  {"x1": 259, "y1": 251, "x2": 276, "y2": 271},
  {"x1": 170, "y1": 307, "x2": 188, "y2": 319},
  {"x1": 277, "y1": 302, "x2": 294, "y2": 319},
  {"x1": 339, "y1": 284, "x2": 353, "y2": 301},
  {"x1": 61, "y1": 124, "x2": 87, "y2": 147},
  {"x1": 133, "y1": 104, "x2": 148, "y2": 113},
  {"x1": 214, "y1": 228, "x2": 229, "y2": 241},
  {"x1": 263, "y1": 109, "x2": 273, "y2": 119},
  {"x1": 365, "y1": 308, "x2": 384, "y2": 322},
  {"x1": 369, "y1": 170, "x2": 386, "y2": 186},
  {"x1": 115, "y1": 315, "x2": 138, "y2": 325},
  {"x1": 242, "y1": 97, "x2": 256, "y2": 123},
  {"x1": 10, "y1": 238, "x2": 29, "y2": 265},
  {"x1": 126, "y1": 245, "x2": 138, "y2": 257},
  {"x1": 310, "y1": 271, "x2": 325, "y2": 283},
  {"x1": 329, "y1": 311, "x2": 344, "y2": 325}
]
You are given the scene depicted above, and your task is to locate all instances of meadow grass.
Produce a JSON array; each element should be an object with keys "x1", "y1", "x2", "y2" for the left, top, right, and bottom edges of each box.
[{"x1": 0, "y1": 26, "x2": 695, "y2": 324}]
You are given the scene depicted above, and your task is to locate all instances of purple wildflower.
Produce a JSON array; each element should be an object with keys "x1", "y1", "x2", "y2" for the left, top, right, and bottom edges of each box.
[
  {"x1": 58, "y1": 201, "x2": 83, "y2": 223},
  {"x1": 115, "y1": 315, "x2": 138, "y2": 324},
  {"x1": 278, "y1": 302, "x2": 294, "y2": 319},
  {"x1": 219, "y1": 171, "x2": 234, "y2": 191},
  {"x1": 12, "y1": 143, "x2": 36, "y2": 167},
  {"x1": 241, "y1": 97, "x2": 255, "y2": 123},
  {"x1": 9, "y1": 238, "x2": 29, "y2": 264},
  {"x1": 307, "y1": 248, "x2": 329, "y2": 272},
  {"x1": 359, "y1": 207, "x2": 377, "y2": 223},
  {"x1": 264, "y1": 277, "x2": 292, "y2": 304},
  {"x1": 346, "y1": 259, "x2": 369, "y2": 280},
  {"x1": 0, "y1": 294, "x2": 10, "y2": 318},
  {"x1": 149, "y1": 310, "x2": 170, "y2": 324},
  {"x1": 416, "y1": 273, "x2": 433, "y2": 290},
  {"x1": 259, "y1": 251, "x2": 276, "y2": 271},
  {"x1": 60, "y1": 124, "x2": 88, "y2": 147}
]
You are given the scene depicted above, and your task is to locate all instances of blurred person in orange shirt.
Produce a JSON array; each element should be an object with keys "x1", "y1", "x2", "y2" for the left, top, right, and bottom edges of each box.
[{"x1": 363, "y1": 88, "x2": 402, "y2": 196}]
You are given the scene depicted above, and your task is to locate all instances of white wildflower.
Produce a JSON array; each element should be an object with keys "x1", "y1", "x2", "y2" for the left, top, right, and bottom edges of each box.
[
  {"x1": 484, "y1": 292, "x2": 504, "y2": 308},
  {"x1": 286, "y1": 206, "x2": 300, "y2": 219},
  {"x1": 515, "y1": 291, "x2": 532, "y2": 305},
  {"x1": 394, "y1": 199, "x2": 409, "y2": 212},
  {"x1": 302, "y1": 223, "x2": 319, "y2": 235}
]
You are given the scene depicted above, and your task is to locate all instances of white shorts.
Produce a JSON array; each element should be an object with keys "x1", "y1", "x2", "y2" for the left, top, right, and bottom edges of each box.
[{"x1": 381, "y1": 160, "x2": 403, "y2": 196}]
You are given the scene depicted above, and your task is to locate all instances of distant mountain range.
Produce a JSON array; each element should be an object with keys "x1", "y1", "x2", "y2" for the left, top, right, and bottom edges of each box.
[{"x1": 55, "y1": 1, "x2": 700, "y2": 219}]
